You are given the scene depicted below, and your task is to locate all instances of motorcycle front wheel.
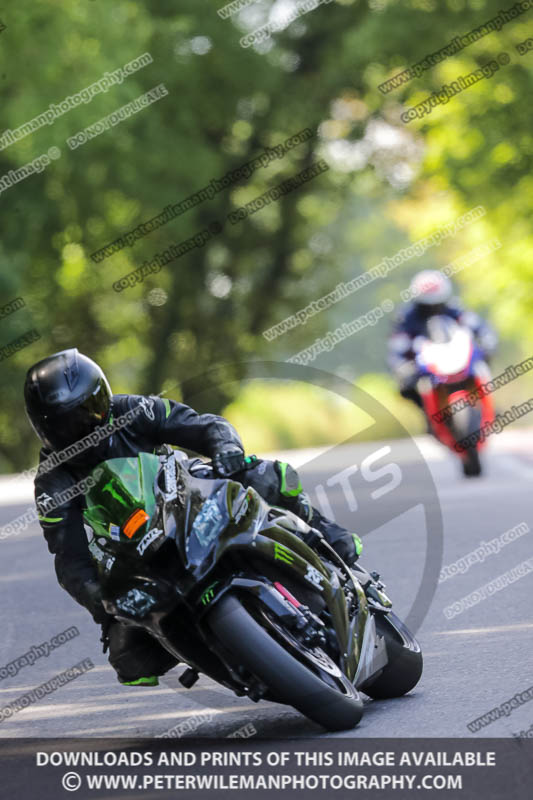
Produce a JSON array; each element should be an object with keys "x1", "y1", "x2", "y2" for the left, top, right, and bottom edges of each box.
[
  {"x1": 206, "y1": 593, "x2": 363, "y2": 731},
  {"x1": 461, "y1": 447, "x2": 482, "y2": 477},
  {"x1": 361, "y1": 611, "x2": 423, "y2": 700}
]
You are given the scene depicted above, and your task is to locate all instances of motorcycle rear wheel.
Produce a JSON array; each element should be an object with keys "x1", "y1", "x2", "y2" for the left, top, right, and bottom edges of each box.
[{"x1": 206, "y1": 593, "x2": 363, "y2": 731}]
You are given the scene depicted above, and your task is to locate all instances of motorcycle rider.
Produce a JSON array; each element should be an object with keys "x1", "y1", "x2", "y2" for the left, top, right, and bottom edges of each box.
[
  {"x1": 24, "y1": 348, "x2": 363, "y2": 686},
  {"x1": 387, "y1": 270, "x2": 498, "y2": 409}
]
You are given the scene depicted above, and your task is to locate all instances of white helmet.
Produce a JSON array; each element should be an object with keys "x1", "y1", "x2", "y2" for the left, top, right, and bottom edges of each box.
[{"x1": 409, "y1": 270, "x2": 452, "y2": 305}]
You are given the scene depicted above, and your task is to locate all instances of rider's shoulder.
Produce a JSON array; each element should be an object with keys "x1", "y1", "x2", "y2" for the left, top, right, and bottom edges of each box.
[
  {"x1": 395, "y1": 302, "x2": 416, "y2": 325},
  {"x1": 111, "y1": 393, "x2": 135, "y2": 414},
  {"x1": 113, "y1": 393, "x2": 163, "y2": 425},
  {"x1": 445, "y1": 298, "x2": 464, "y2": 317},
  {"x1": 34, "y1": 450, "x2": 77, "y2": 491}
]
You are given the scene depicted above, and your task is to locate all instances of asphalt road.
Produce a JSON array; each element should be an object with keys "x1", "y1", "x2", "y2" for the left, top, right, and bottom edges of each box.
[{"x1": 0, "y1": 430, "x2": 532, "y2": 740}]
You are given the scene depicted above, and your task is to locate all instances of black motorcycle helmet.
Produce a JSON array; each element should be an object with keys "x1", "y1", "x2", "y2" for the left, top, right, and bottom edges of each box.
[{"x1": 24, "y1": 348, "x2": 112, "y2": 451}]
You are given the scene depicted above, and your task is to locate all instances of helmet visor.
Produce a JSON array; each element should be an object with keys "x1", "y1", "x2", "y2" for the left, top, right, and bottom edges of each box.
[{"x1": 35, "y1": 381, "x2": 111, "y2": 451}]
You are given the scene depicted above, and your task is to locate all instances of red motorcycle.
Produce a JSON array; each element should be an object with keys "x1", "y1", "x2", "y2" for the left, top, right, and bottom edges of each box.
[{"x1": 414, "y1": 316, "x2": 495, "y2": 476}]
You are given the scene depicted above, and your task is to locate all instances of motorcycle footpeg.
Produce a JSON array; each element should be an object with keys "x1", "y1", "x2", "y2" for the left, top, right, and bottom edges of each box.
[{"x1": 179, "y1": 668, "x2": 200, "y2": 688}]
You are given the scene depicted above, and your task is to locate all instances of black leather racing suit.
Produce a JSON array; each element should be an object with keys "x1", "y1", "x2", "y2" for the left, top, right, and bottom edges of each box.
[{"x1": 34, "y1": 393, "x2": 355, "y2": 683}]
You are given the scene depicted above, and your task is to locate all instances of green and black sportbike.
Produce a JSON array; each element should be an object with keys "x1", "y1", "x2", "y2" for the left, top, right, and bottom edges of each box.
[{"x1": 84, "y1": 451, "x2": 423, "y2": 732}]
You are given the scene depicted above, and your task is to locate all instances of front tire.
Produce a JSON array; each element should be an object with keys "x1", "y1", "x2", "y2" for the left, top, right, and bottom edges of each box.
[
  {"x1": 451, "y1": 406, "x2": 482, "y2": 477},
  {"x1": 206, "y1": 593, "x2": 363, "y2": 731},
  {"x1": 462, "y1": 447, "x2": 482, "y2": 477},
  {"x1": 361, "y1": 612, "x2": 423, "y2": 700}
]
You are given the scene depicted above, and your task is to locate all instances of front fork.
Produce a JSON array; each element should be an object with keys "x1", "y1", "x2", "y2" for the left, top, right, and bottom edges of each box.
[{"x1": 291, "y1": 529, "x2": 394, "y2": 682}]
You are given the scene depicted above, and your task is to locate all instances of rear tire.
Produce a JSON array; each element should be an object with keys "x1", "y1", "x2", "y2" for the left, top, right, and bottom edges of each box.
[
  {"x1": 361, "y1": 612, "x2": 423, "y2": 700},
  {"x1": 206, "y1": 593, "x2": 363, "y2": 731}
]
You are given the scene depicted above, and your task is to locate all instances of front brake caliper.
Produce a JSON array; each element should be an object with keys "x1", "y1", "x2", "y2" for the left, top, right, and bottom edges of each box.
[{"x1": 293, "y1": 605, "x2": 327, "y2": 647}]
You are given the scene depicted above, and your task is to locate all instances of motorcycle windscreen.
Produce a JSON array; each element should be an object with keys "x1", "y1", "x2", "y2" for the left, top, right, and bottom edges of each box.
[
  {"x1": 419, "y1": 316, "x2": 473, "y2": 379},
  {"x1": 83, "y1": 453, "x2": 160, "y2": 544},
  {"x1": 185, "y1": 485, "x2": 231, "y2": 567}
]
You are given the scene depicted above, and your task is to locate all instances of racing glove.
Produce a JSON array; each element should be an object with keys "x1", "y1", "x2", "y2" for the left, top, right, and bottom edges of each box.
[
  {"x1": 82, "y1": 579, "x2": 111, "y2": 625},
  {"x1": 212, "y1": 446, "x2": 249, "y2": 477}
]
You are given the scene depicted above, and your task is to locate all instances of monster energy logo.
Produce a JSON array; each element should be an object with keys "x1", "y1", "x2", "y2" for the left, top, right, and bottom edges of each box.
[
  {"x1": 274, "y1": 543, "x2": 294, "y2": 564},
  {"x1": 102, "y1": 480, "x2": 128, "y2": 506},
  {"x1": 200, "y1": 582, "x2": 218, "y2": 606}
]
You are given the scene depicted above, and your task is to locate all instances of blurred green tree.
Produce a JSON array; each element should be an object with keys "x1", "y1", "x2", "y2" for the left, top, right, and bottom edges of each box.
[{"x1": 0, "y1": 0, "x2": 531, "y2": 470}]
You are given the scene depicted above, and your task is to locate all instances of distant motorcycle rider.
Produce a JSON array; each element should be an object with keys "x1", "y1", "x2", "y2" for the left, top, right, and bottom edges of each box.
[
  {"x1": 387, "y1": 271, "x2": 498, "y2": 409},
  {"x1": 24, "y1": 348, "x2": 362, "y2": 686}
]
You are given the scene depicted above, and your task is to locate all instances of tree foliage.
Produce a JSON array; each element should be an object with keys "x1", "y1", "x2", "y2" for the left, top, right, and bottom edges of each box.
[{"x1": 0, "y1": 0, "x2": 531, "y2": 469}]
